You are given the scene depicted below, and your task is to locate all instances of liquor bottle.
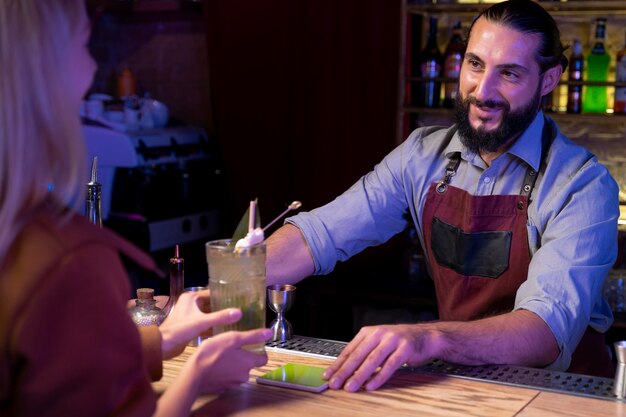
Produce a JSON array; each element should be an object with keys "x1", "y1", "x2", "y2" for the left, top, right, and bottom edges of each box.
[
  {"x1": 129, "y1": 288, "x2": 164, "y2": 327},
  {"x1": 584, "y1": 18, "x2": 610, "y2": 113},
  {"x1": 567, "y1": 39, "x2": 584, "y2": 114},
  {"x1": 84, "y1": 156, "x2": 102, "y2": 227},
  {"x1": 542, "y1": 90, "x2": 556, "y2": 113},
  {"x1": 161, "y1": 245, "x2": 185, "y2": 317},
  {"x1": 117, "y1": 67, "x2": 137, "y2": 98},
  {"x1": 418, "y1": 16, "x2": 442, "y2": 108},
  {"x1": 408, "y1": 13, "x2": 422, "y2": 107},
  {"x1": 614, "y1": 30, "x2": 626, "y2": 114},
  {"x1": 442, "y1": 21, "x2": 464, "y2": 108}
]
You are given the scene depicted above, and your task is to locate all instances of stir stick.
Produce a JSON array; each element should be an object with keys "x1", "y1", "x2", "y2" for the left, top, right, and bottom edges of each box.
[{"x1": 248, "y1": 200, "x2": 256, "y2": 232}]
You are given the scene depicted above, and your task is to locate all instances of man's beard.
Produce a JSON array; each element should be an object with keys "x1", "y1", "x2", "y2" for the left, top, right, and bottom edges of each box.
[{"x1": 454, "y1": 87, "x2": 542, "y2": 155}]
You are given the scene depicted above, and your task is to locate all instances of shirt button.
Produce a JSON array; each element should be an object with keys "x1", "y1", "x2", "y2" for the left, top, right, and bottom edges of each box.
[{"x1": 483, "y1": 177, "x2": 491, "y2": 184}]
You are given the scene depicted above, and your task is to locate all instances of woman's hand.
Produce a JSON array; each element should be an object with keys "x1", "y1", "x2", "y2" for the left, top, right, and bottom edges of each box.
[
  {"x1": 155, "y1": 325, "x2": 271, "y2": 416},
  {"x1": 192, "y1": 328, "x2": 271, "y2": 394},
  {"x1": 158, "y1": 289, "x2": 225, "y2": 359}
]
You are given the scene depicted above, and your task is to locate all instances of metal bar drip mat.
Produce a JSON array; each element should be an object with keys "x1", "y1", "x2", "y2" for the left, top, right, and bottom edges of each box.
[{"x1": 266, "y1": 335, "x2": 620, "y2": 402}]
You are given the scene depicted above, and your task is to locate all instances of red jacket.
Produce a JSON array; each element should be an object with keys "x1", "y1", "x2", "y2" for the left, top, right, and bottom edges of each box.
[{"x1": 0, "y1": 209, "x2": 163, "y2": 416}]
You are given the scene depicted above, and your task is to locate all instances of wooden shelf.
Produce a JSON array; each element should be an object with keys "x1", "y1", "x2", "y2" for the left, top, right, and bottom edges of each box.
[
  {"x1": 407, "y1": 1, "x2": 626, "y2": 16},
  {"x1": 397, "y1": 0, "x2": 626, "y2": 142},
  {"x1": 401, "y1": 106, "x2": 626, "y2": 119},
  {"x1": 405, "y1": 76, "x2": 626, "y2": 88},
  {"x1": 94, "y1": 0, "x2": 202, "y2": 13}
]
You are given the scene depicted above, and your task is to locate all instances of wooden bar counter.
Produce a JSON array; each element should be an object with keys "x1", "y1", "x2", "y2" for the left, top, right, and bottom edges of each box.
[{"x1": 152, "y1": 346, "x2": 626, "y2": 417}]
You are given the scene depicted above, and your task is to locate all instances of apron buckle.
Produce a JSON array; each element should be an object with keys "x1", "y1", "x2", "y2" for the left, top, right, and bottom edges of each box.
[{"x1": 437, "y1": 166, "x2": 457, "y2": 194}]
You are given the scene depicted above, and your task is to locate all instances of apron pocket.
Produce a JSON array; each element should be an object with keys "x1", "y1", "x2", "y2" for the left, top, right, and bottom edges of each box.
[{"x1": 431, "y1": 217, "x2": 511, "y2": 278}]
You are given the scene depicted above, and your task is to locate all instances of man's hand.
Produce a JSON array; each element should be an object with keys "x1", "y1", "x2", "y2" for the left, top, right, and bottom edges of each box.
[
  {"x1": 322, "y1": 324, "x2": 436, "y2": 392},
  {"x1": 321, "y1": 310, "x2": 559, "y2": 392}
]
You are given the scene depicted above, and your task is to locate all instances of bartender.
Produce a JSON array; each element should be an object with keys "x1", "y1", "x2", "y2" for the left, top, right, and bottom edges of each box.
[{"x1": 266, "y1": 0, "x2": 618, "y2": 392}]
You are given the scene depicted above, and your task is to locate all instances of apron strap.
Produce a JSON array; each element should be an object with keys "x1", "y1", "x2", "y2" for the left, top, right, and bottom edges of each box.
[
  {"x1": 519, "y1": 117, "x2": 556, "y2": 199},
  {"x1": 436, "y1": 154, "x2": 461, "y2": 194}
]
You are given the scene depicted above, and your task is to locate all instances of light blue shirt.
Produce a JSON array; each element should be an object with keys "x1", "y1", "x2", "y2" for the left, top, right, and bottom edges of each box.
[{"x1": 287, "y1": 111, "x2": 619, "y2": 371}]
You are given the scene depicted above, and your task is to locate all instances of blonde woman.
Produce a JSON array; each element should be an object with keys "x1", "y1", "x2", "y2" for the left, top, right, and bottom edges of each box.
[{"x1": 0, "y1": 1, "x2": 270, "y2": 416}]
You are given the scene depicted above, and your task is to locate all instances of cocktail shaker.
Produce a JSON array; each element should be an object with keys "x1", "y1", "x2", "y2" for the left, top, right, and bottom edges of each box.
[{"x1": 614, "y1": 341, "x2": 626, "y2": 398}]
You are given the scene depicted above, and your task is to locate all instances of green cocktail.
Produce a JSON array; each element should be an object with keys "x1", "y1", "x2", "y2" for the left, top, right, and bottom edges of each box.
[{"x1": 205, "y1": 239, "x2": 266, "y2": 353}]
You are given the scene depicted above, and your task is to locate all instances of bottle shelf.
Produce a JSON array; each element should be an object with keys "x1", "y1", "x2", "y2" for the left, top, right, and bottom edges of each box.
[
  {"x1": 401, "y1": 106, "x2": 626, "y2": 119},
  {"x1": 407, "y1": 1, "x2": 626, "y2": 16},
  {"x1": 561, "y1": 80, "x2": 626, "y2": 88},
  {"x1": 405, "y1": 77, "x2": 626, "y2": 87},
  {"x1": 398, "y1": 0, "x2": 626, "y2": 143},
  {"x1": 92, "y1": 0, "x2": 202, "y2": 13},
  {"x1": 405, "y1": 77, "x2": 626, "y2": 88}
]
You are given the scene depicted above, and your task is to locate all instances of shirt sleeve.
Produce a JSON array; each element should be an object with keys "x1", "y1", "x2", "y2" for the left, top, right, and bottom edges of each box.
[
  {"x1": 138, "y1": 325, "x2": 163, "y2": 381},
  {"x1": 514, "y1": 144, "x2": 618, "y2": 371},
  {"x1": 287, "y1": 139, "x2": 414, "y2": 275},
  {"x1": 10, "y1": 243, "x2": 156, "y2": 417}
]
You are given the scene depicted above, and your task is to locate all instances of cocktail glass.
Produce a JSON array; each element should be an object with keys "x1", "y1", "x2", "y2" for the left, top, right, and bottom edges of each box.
[{"x1": 205, "y1": 239, "x2": 266, "y2": 353}]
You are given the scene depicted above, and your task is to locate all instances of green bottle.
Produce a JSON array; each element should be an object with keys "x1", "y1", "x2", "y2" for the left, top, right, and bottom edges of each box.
[{"x1": 584, "y1": 18, "x2": 610, "y2": 113}]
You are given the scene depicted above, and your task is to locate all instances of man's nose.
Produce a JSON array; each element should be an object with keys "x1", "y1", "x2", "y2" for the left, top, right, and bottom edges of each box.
[{"x1": 473, "y1": 71, "x2": 498, "y2": 102}]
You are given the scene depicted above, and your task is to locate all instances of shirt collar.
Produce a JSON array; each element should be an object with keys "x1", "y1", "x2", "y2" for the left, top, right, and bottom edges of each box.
[
  {"x1": 445, "y1": 111, "x2": 545, "y2": 172},
  {"x1": 506, "y1": 111, "x2": 545, "y2": 172}
]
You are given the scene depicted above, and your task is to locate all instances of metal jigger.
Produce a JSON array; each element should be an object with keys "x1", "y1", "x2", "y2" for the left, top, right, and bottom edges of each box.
[
  {"x1": 614, "y1": 341, "x2": 626, "y2": 398},
  {"x1": 267, "y1": 284, "x2": 296, "y2": 342}
]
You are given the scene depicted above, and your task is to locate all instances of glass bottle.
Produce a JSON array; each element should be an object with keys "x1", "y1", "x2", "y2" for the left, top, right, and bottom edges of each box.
[
  {"x1": 442, "y1": 21, "x2": 464, "y2": 108},
  {"x1": 84, "y1": 156, "x2": 102, "y2": 227},
  {"x1": 161, "y1": 245, "x2": 185, "y2": 317},
  {"x1": 584, "y1": 18, "x2": 610, "y2": 113},
  {"x1": 418, "y1": 16, "x2": 442, "y2": 108},
  {"x1": 614, "y1": 30, "x2": 626, "y2": 114},
  {"x1": 567, "y1": 38, "x2": 584, "y2": 114},
  {"x1": 129, "y1": 288, "x2": 164, "y2": 327},
  {"x1": 117, "y1": 67, "x2": 137, "y2": 98}
]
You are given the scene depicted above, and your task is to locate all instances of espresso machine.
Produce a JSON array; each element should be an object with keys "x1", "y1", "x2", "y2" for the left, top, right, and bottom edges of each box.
[{"x1": 82, "y1": 122, "x2": 228, "y2": 291}]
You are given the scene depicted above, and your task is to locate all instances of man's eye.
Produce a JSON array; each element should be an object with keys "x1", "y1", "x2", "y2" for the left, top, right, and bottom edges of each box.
[
  {"x1": 502, "y1": 70, "x2": 519, "y2": 79},
  {"x1": 468, "y1": 60, "x2": 481, "y2": 69}
]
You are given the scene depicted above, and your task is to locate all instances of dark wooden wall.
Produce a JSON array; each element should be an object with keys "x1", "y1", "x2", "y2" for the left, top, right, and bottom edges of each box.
[
  {"x1": 202, "y1": 0, "x2": 406, "y2": 339},
  {"x1": 203, "y1": 0, "x2": 402, "y2": 231}
]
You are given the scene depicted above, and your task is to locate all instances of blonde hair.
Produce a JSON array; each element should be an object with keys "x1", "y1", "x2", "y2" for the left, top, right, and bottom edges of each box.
[{"x1": 0, "y1": 0, "x2": 87, "y2": 262}]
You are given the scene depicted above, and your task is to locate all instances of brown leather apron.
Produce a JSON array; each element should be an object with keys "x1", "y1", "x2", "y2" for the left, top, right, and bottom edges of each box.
[{"x1": 421, "y1": 121, "x2": 614, "y2": 377}]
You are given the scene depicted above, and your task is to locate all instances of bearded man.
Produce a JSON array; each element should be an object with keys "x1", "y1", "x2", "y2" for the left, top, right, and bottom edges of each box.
[{"x1": 265, "y1": 0, "x2": 619, "y2": 391}]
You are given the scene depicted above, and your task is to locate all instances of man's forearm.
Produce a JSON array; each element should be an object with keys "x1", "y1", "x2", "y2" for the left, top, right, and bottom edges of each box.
[
  {"x1": 266, "y1": 224, "x2": 315, "y2": 285},
  {"x1": 424, "y1": 309, "x2": 560, "y2": 367}
]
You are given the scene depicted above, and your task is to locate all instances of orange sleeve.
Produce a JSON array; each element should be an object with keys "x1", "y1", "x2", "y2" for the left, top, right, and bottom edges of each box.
[{"x1": 138, "y1": 325, "x2": 163, "y2": 381}]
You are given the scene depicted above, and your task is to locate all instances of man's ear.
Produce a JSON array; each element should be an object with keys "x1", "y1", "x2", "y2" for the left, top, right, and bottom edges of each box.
[{"x1": 541, "y1": 65, "x2": 563, "y2": 96}]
